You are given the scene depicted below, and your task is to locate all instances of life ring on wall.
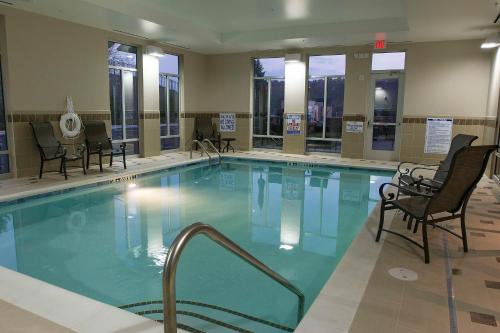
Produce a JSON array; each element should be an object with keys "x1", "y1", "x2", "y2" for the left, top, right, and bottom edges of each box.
[{"x1": 60, "y1": 112, "x2": 82, "y2": 139}]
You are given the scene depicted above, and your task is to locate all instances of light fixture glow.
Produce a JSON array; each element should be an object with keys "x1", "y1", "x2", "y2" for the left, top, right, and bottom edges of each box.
[
  {"x1": 285, "y1": 53, "x2": 302, "y2": 63},
  {"x1": 481, "y1": 33, "x2": 500, "y2": 49},
  {"x1": 279, "y1": 244, "x2": 294, "y2": 251},
  {"x1": 146, "y1": 45, "x2": 165, "y2": 58}
]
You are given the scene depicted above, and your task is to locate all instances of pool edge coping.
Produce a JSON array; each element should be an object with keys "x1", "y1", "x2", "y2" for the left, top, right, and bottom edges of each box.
[{"x1": 0, "y1": 154, "x2": 399, "y2": 333}]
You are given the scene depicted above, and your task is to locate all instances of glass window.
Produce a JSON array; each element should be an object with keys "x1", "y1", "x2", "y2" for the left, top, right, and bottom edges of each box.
[
  {"x1": 0, "y1": 57, "x2": 9, "y2": 174},
  {"x1": 306, "y1": 55, "x2": 346, "y2": 153},
  {"x1": 159, "y1": 54, "x2": 180, "y2": 151},
  {"x1": 108, "y1": 42, "x2": 137, "y2": 69},
  {"x1": 253, "y1": 58, "x2": 285, "y2": 149},
  {"x1": 254, "y1": 57, "x2": 285, "y2": 78},
  {"x1": 108, "y1": 42, "x2": 139, "y2": 155},
  {"x1": 371, "y1": 52, "x2": 406, "y2": 71},
  {"x1": 159, "y1": 54, "x2": 179, "y2": 75},
  {"x1": 309, "y1": 55, "x2": 346, "y2": 76}
]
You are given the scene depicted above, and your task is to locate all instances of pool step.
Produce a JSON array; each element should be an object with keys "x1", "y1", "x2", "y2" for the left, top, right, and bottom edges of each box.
[{"x1": 119, "y1": 300, "x2": 294, "y2": 333}]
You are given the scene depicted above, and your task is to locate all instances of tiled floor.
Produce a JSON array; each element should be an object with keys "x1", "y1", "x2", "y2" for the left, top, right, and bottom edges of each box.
[{"x1": 351, "y1": 178, "x2": 500, "y2": 333}]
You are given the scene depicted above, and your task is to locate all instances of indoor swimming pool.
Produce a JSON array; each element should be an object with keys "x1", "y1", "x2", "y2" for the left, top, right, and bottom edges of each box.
[{"x1": 0, "y1": 159, "x2": 393, "y2": 332}]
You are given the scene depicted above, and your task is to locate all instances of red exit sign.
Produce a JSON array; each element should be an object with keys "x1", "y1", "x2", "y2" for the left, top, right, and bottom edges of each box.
[{"x1": 375, "y1": 40, "x2": 386, "y2": 50}]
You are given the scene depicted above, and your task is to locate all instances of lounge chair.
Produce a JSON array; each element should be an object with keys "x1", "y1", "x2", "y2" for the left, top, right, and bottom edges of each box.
[
  {"x1": 376, "y1": 145, "x2": 497, "y2": 263},
  {"x1": 194, "y1": 117, "x2": 221, "y2": 151},
  {"x1": 30, "y1": 122, "x2": 86, "y2": 180},
  {"x1": 84, "y1": 121, "x2": 126, "y2": 172},
  {"x1": 397, "y1": 134, "x2": 478, "y2": 192}
]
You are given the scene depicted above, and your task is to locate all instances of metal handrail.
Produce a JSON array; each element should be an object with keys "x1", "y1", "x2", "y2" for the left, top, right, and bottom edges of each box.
[
  {"x1": 202, "y1": 139, "x2": 221, "y2": 164},
  {"x1": 190, "y1": 140, "x2": 212, "y2": 164},
  {"x1": 162, "y1": 222, "x2": 305, "y2": 333}
]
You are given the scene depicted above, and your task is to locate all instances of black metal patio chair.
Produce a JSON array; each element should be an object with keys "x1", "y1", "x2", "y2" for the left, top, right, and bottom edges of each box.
[
  {"x1": 30, "y1": 122, "x2": 86, "y2": 180},
  {"x1": 397, "y1": 134, "x2": 478, "y2": 192},
  {"x1": 194, "y1": 117, "x2": 221, "y2": 151},
  {"x1": 376, "y1": 145, "x2": 498, "y2": 263},
  {"x1": 84, "y1": 121, "x2": 126, "y2": 172}
]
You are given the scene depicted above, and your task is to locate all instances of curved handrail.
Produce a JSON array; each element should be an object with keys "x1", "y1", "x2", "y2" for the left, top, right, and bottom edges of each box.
[
  {"x1": 202, "y1": 139, "x2": 221, "y2": 163},
  {"x1": 162, "y1": 222, "x2": 305, "y2": 333},
  {"x1": 190, "y1": 140, "x2": 212, "y2": 164}
]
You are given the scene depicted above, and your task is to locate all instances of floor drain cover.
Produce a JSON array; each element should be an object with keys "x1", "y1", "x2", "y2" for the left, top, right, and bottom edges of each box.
[{"x1": 388, "y1": 268, "x2": 418, "y2": 281}]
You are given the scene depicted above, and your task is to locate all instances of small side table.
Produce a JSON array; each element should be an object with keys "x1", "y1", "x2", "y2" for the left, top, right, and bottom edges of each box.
[{"x1": 222, "y1": 138, "x2": 236, "y2": 153}]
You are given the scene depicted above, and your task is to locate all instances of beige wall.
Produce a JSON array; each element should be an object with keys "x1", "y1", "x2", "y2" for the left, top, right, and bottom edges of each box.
[{"x1": 404, "y1": 40, "x2": 491, "y2": 118}]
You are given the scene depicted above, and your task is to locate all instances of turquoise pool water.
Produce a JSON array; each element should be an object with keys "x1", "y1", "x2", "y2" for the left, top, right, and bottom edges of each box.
[{"x1": 0, "y1": 160, "x2": 393, "y2": 331}]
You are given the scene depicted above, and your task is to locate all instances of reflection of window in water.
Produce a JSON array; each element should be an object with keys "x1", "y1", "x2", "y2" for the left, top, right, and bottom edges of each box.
[
  {"x1": 161, "y1": 175, "x2": 181, "y2": 246},
  {"x1": 0, "y1": 214, "x2": 17, "y2": 270},
  {"x1": 114, "y1": 194, "x2": 142, "y2": 259},
  {"x1": 302, "y1": 170, "x2": 339, "y2": 257},
  {"x1": 251, "y1": 167, "x2": 282, "y2": 246}
]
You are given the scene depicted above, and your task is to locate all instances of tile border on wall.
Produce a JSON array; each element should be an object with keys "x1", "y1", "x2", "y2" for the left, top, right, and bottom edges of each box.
[
  {"x1": 343, "y1": 114, "x2": 366, "y2": 122},
  {"x1": 181, "y1": 112, "x2": 252, "y2": 119},
  {"x1": 7, "y1": 112, "x2": 111, "y2": 122},
  {"x1": 402, "y1": 116, "x2": 490, "y2": 125},
  {"x1": 139, "y1": 112, "x2": 160, "y2": 120}
]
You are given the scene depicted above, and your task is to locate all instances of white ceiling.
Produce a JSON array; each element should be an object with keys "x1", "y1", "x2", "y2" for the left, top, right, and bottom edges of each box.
[{"x1": 5, "y1": 0, "x2": 500, "y2": 53}]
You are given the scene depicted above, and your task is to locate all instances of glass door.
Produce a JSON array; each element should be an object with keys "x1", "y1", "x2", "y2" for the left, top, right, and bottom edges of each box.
[{"x1": 365, "y1": 73, "x2": 404, "y2": 160}]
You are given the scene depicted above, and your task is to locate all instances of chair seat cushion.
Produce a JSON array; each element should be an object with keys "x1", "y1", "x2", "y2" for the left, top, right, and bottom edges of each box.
[
  {"x1": 392, "y1": 197, "x2": 430, "y2": 219},
  {"x1": 65, "y1": 154, "x2": 83, "y2": 161}
]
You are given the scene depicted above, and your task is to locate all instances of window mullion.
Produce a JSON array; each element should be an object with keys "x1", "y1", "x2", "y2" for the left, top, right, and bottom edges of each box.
[
  {"x1": 267, "y1": 78, "x2": 271, "y2": 137},
  {"x1": 322, "y1": 76, "x2": 327, "y2": 139},
  {"x1": 166, "y1": 76, "x2": 171, "y2": 137},
  {"x1": 121, "y1": 70, "x2": 126, "y2": 141}
]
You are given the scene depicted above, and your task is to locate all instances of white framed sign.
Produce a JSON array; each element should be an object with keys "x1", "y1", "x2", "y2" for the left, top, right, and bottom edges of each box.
[
  {"x1": 286, "y1": 114, "x2": 302, "y2": 135},
  {"x1": 346, "y1": 121, "x2": 364, "y2": 133},
  {"x1": 425, "y1": 118, "x2": 453, "y2": 154},
  {"x1": 220, "y1": 113, "x2": 236, "y2": 132}
]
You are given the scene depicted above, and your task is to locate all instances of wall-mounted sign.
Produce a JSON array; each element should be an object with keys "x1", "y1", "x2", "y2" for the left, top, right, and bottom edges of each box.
[
  {"x1": 220, "y1": 113, "x2": 236, "y2": 132},
  {"x1": 425, "y1": 118, "x2": 453, "y2": 154},
  {"x1": 286, "y1": 114, "x2": 302, "y2": 135},
  {"x1": 346, "y1": 121, "x2": 364, "y2": 133}
]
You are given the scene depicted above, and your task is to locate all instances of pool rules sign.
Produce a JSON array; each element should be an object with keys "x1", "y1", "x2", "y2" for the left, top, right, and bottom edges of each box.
[
  {"x1": 220, "y1": 113, "x2": 236, "y2": 132},
  {"x1": 286, "y1": 114, "x2": 302, "y2": 135},
  {"x1": 425, "y1": 118, "x2": 453, "y2": 154}
]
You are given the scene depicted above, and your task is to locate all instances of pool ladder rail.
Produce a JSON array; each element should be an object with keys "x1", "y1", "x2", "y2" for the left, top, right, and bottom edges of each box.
[
  {"x1": 160, "y1": 222, "x2": 305, "y2": 333},
  {"x1": 190, "y1": 139, "x2": 221, "y2": 165}
]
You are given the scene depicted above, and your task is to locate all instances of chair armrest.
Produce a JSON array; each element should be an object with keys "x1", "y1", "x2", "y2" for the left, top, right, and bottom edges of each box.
[
  {"x1": 409, "y1": 167, "x2": 446, "y2": 178},
  {"x1": 379, "y1": 182, "x2": 434, "y2": 201},
  {"x1": 397, "y1": 161, "x2": 439, "y2": 175}
]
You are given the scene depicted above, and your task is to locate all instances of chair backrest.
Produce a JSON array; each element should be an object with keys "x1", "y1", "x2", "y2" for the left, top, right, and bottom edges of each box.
[
  {"x1": 195, "y1": 117, "x2": 214, "y2": 138},
  {"x1": 434, "y1": 134, "x2": 478, "y2": 182},
  {"x1": 29, "y1": 122, "x2": 61, "y2": 159},
  {"x1": 84, "y1": 121, "x2": 112, "y2": 151},
  {"x1": 428, "y1": 145, "x2": 497, "y2": 214}
]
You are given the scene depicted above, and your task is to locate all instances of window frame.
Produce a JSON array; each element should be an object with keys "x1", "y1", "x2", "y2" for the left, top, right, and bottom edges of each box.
[
  {"x1": 159, "y1": 53, "x2": 180, "y2": 151},
  {"x1": 306, "y1": 54, "x2": 346, "y2": 153},
  {"x1": 108, "y1": 41, "x2": 140, "y2": 155},
  {"x1": 252, "y1": 57, "x2": 285, "y2": 148}
]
